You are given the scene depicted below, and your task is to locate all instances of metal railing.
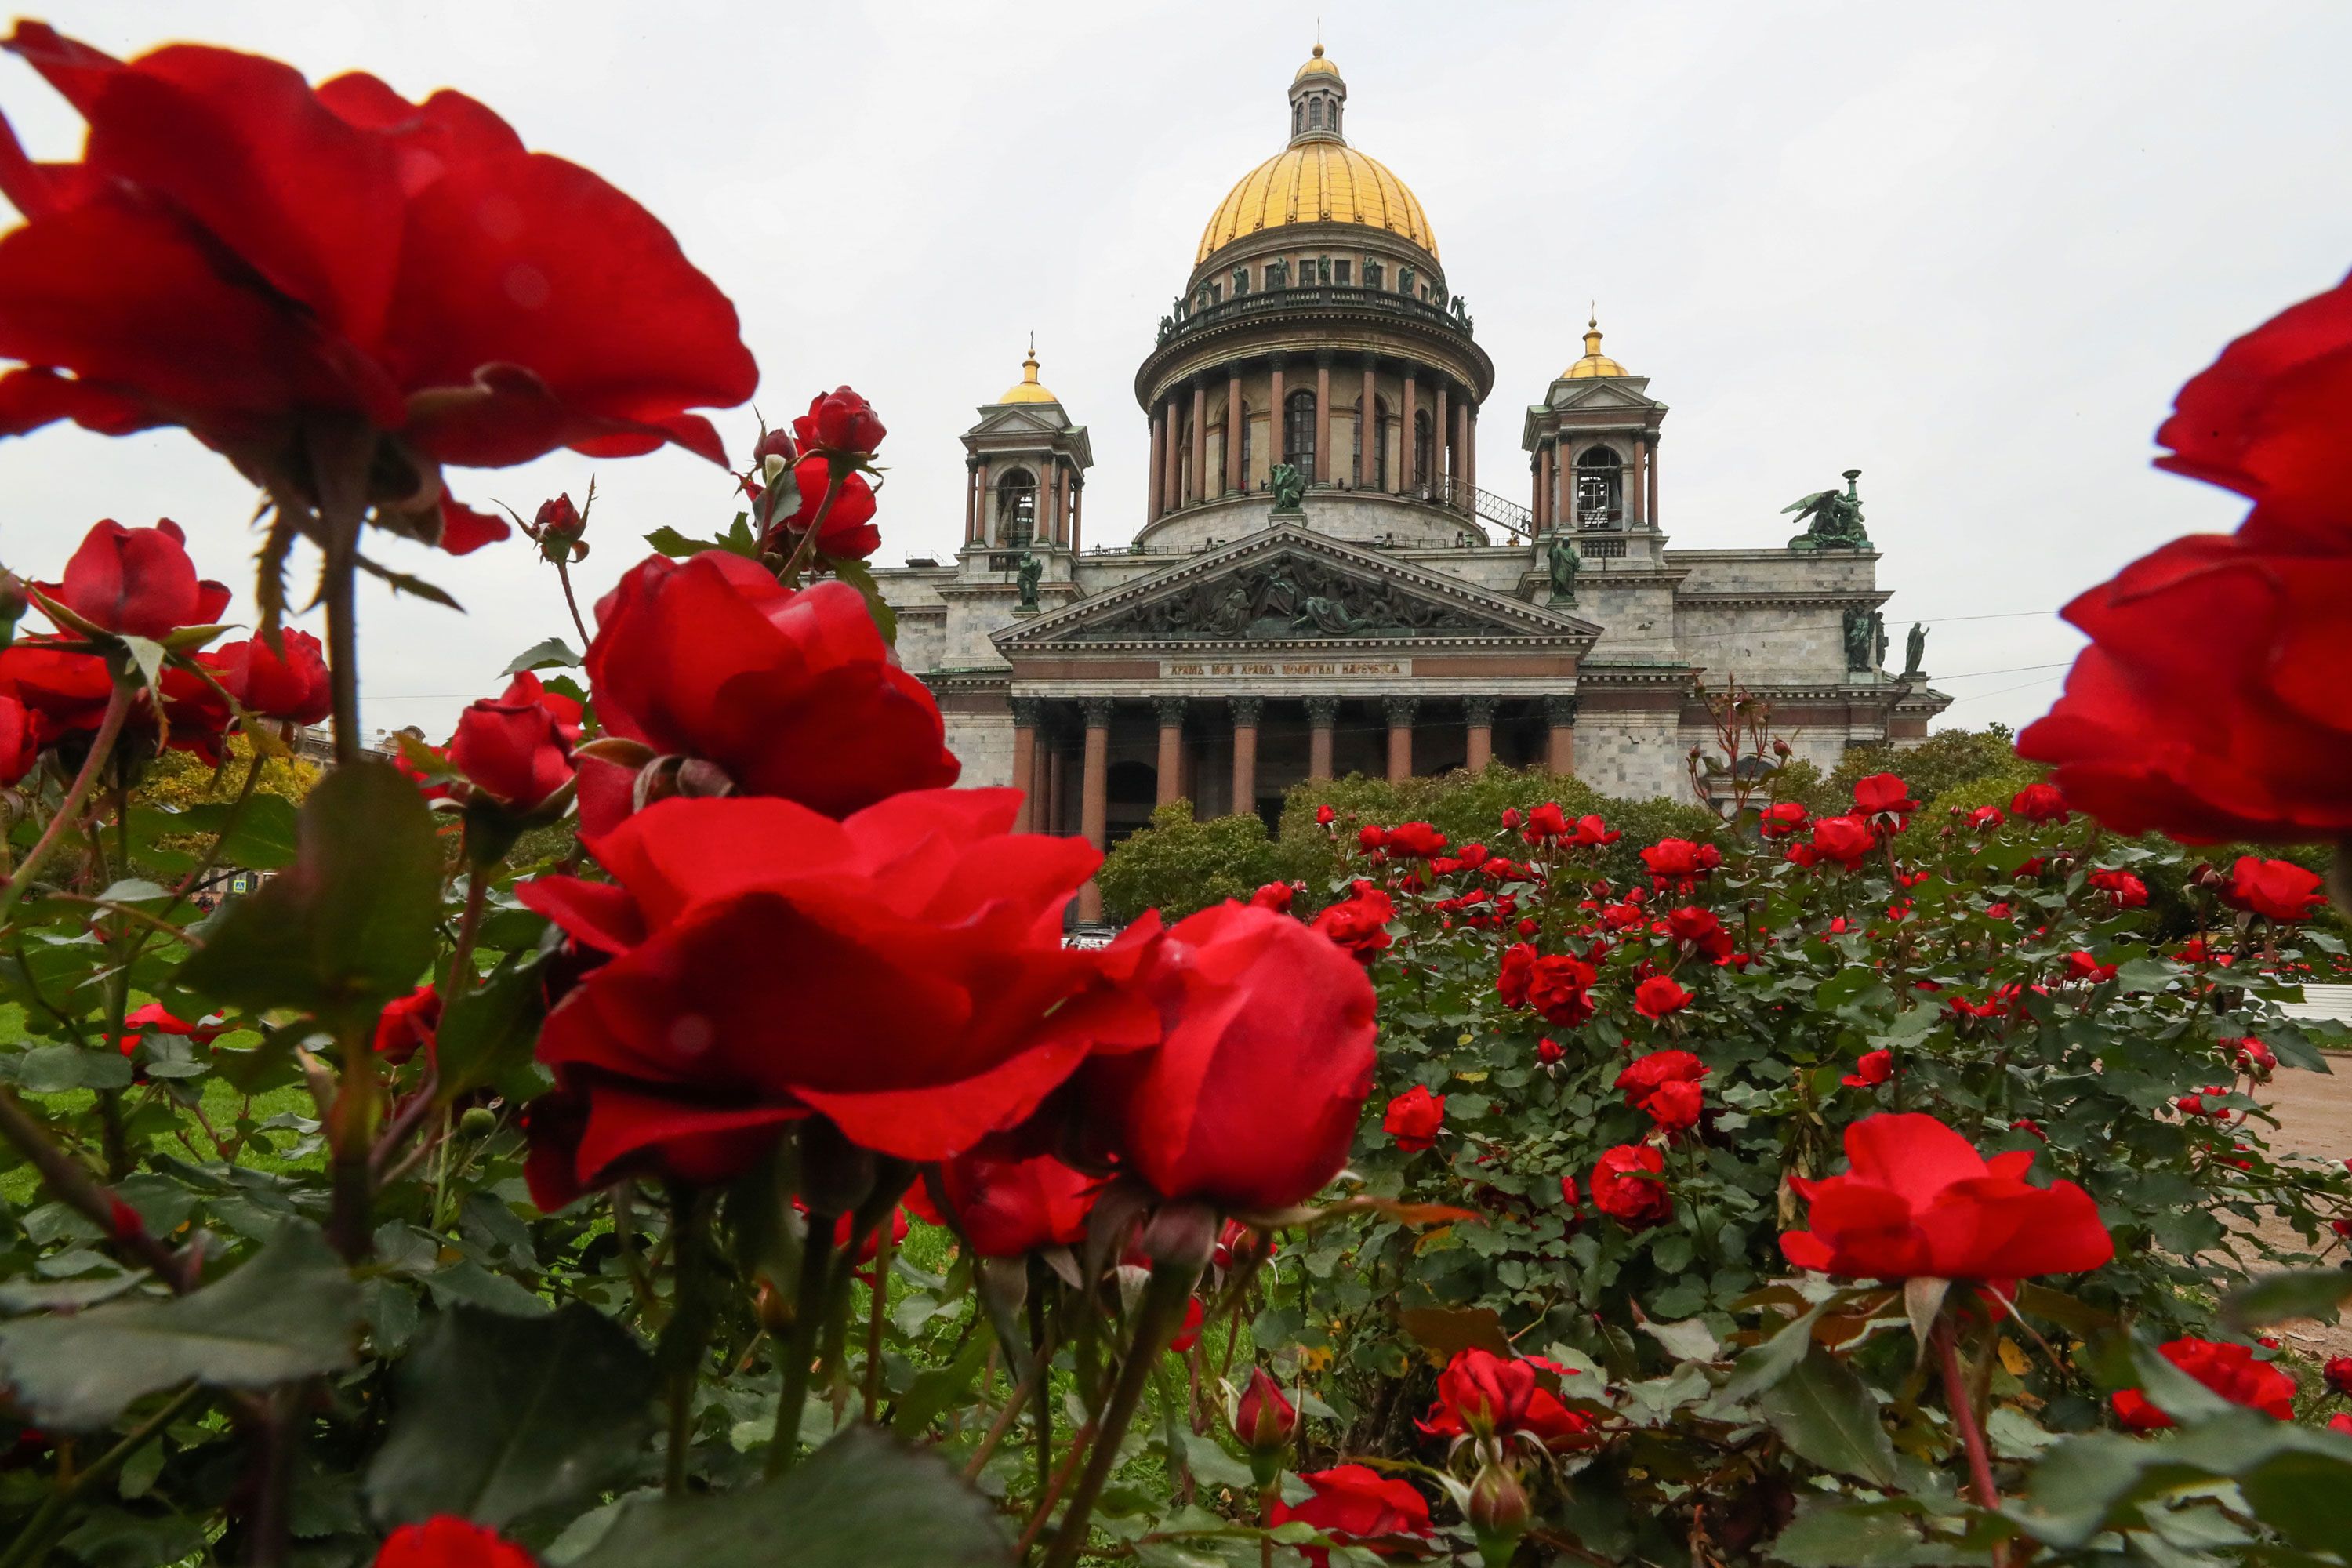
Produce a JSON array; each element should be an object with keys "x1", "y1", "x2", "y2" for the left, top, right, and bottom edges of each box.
[{"x1": 1155, "y1": 284, "x2": 1474, "y2": 349}]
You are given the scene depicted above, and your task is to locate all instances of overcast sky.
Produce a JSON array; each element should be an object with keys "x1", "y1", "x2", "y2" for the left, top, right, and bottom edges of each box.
[{"x1": 3, "y1": 1, "x2": 2348, "y2": 743}]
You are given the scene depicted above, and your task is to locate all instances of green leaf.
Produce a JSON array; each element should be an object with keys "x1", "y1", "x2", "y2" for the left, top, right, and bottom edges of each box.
[
  {"x1": 1769, "y1": 1501, "x2": 1944, "y2": 1567},
  {"x1": 2111, "y1": 957, "x2": 2175, "y2": 993},
  {"x1": 434, "y1": 955, "x2": 550, "y2": 1105},
  {"x1": 644, "y1": 525, "x2": 754, "y2": 560},
  {"x1": 18, "y1": 1043, "x2": 135, "y2": 1093},
  {"x1": 1715, "y1": 1296, "x2": 1834, "y2": 1403},
  {"x1": 1179, "y1": 1430, "x2": 1258, "y2": 1492},
  {"x1": 368, "y1": 1303, "x2": 658, "y2": 1529},
  {"x1": 0, "y1": 1222, "x2": 361, "y2": 1428},
  {"x1": 1638, "y1": 1316, "x2": 1720, "y2": 1362},
  {"x1": 175, "y1": 762, "x2": 443, "y2": 1026},
  {"x1": 2221, "y1": 1268, "x2": 2352, "y2": 1332},
  {"x1": 58, "y1": 1508, "x2": 210, "y2": 1567},
  {"x1": 568, "y1": 1423, "x2": 1011, "y2": 1567},
  {"x1": 825, "y1": 557, "x2": 898, "y2": 645},
  {"x1": 1755, "y1": 1345, "x2": 1903, "y2": 1487},
  {"x1": 503, "y1": 637, "x2": 583, "y2": 676}
]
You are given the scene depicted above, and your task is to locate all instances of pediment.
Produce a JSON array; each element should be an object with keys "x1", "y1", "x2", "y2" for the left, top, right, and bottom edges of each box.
[
  {"x1": 967, "y1": 403, "x2": 1071, "y2": 438},
  {"x1": 1550, "y1": 376, "x2": 1663, "y2": 412},
  {"x1": 996, "y1": 524, "x2": 1601, "y2": 652}
]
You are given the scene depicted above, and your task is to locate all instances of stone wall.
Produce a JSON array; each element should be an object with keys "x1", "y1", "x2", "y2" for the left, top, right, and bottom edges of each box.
[{"x1": 942, "y1": 711, "x2": 1015, "y2": 789}]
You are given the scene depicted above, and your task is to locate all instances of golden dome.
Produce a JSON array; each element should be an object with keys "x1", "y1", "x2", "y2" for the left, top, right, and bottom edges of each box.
[
  {"x1": 997, "y1": 346, "x2": 1058, "y2": 405},
  {"x1": 1563, "y1": 318, "x2": 1628, "y2": 379},
  {"x1": 1196, "y1": 141, "x2": 1436, "y2": 263},
  {"x1": 1294, "y1": 42, "x2": 1341, "y2": 80}
]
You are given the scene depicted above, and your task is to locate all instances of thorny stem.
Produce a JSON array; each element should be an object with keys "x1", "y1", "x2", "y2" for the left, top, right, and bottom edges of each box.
[
  {"x1": 0, "y1": 1084, "x2": 195, "y2": 1289},
  {"x1": 862, "y1": 1214, "x2": 895, "y2": 1421},
  {"x1": 1039, "y1": 1259, "x2": 1202, "y2": 1568},
  {"x1": 445, "y1": 871, "x2": 488, "y2": 999},
  {"x1": 768, "y1": 1220, "x2": 837, "y2": 1477},
  {"x1": 664, "y1": 1193, "x2": 710, "y2": 1496},
  {"x1": 0, "y1": 677, "x2": 135, "y2": 916},
  {"x1": 325, "y1": 1011, "x2": 382, "y2": 1264},
  {"x1": 1014, "y1": 1414, "x2": 1102, "y2": 1561},
  {"x1": 960, "y1": 1338, "x2": 1050, "y2": 1482},
  {"x1": 1936, "y1": 1316, "x2": 2009, "y2": 1567},
  {"x1": 319, "y1": 498, "x2": 364, "y2": 770},
  {"x1": 242, "y1": 1385, "x2": 296, "y2": 1567},
  {"x1": 773, "y1": 470, "x2": 847, "y2": 585},
  {"x1": 554, "y1": 556, "x2": 593, "y2": 650},
  {"x1": 1031, "y1": 1280, "x2": 1055, "y2": 1499}
]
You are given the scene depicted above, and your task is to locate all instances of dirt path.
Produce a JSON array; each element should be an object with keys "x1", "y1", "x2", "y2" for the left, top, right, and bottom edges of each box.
[{"x1": 2240, "y1": 1062, "x2": 2352, "y2": 1362}]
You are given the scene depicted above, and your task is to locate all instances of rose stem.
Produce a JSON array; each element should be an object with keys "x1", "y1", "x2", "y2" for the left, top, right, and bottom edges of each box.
[
  {"x1": 767, "y1": 1221, "x2": 837, "y2": 1477},
  {"x1": 1935, "y1": 1315, "x2": 2009, "y2": 1568},
  {"x1": 1039, "y1": 1258, "x2": 1201, "y2": 1568},
  {"x1": 1030, "y1": 1278, "x2": 1054, "y2": 1498},
  {"x1": 0, "y1": 676, "x2": 133, "y2": 915},
  {"x1": 862, "y1": 1213, "x2": 895, "y2": 1421}
]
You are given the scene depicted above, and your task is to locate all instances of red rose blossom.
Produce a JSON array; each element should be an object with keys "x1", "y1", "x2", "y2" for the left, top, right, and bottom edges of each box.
[
  {"x1": 448, "y1": 671, "x2": 576, "y2": 811},
  {"x1": 579, "y1": 550, "x2": 956, "y2": 833},
  {"x1": 2011, "y1": 782, "x2": 2071, "y2": 822},
  {"x1": 373, "y1": 1516, "x2": 535, "y2": 1568},
  {"x1": 1268, "y1": 1465, "x2": 1432, "y2": 1568},
  {"x1": 1757, "y1": 800, "x2": 1809, "y2": 839},
  {"x1": 1617, "y1": 1049, "x2": 1708, "y2": 1124},
  {"x1": 1383, "y1": 821, "x2": 1448, "y2": 858},
  {"x1": 1310, "y1": 884, "x2": 1394, "y2": 963},
  {"x1": 2111, "y1": 1337, "x2": 2296, "y2": 1430},
  {"x1": 792, "y1": 385, "x2": 886, "y2": 458},
  {"x1": 1416, "y1": 1347, "x2": 1534, "y2": 1439},
  {"x1": 1791, "y1": 813, "x2": 1876, "y2": 870},
  {"x1": 1852, "y1": 772, "x2": 1917, "y2": 826},
  {"x1": 2089, "y1": 869, "x2": 2148, "y2": 909},
  {"x1": 1590, "y1": 1144, "x2": 1671, "y2": 1229},
  {"x1": 1236, "y1": 1367, "x2": 1297, "y2": 1454},
  {"x1": 1383, "y1": 1084, "x2": 1446, "y2": 1153},
  {"x1": 517, "y1": 789, "x2": 1155, "y2": 1206},
  {"x1": 210, "y1": 628, "x2": 332, "y2": 725},
  {"x1": 2222, "y1": 855, "x2": 2325, "y2": 922},
  {"x1": 1633, "y1": 975, "x2": 1693, "y2": 1021},
  {"x1": 938, "y1": 1149, "x2": 1098, "y2": 1258},
  {"x1": 372, "y1": 985, "x2": 441, "y2": 1066},
  {"x1": 1639, "y1": 838, "x2": 1719, "y2": 891},
  {"x1": 776, "y1": 454, "x2": 880, "y2": 561},
  {"x1": 1248, "y1": 880, "x2": 1294, "y2": 913},
  {"x1": 1841, "y1": 1048, "x2": 1893, "y2": 1089},
  {"x1": 0, "y1": 692, "x2": 35, "y2": 784},
  {"x1": 0, "y1": 24, "x2": 756, "y2": 549},
  {"x1": 35, "y1": 518, "x2": 228, "y2": 638},
  {"x1": 1781, "y1": 1112, "x2": 2113, "y2": 1283},
  {"x1": 2323, "y1": 1354, "x2": 2352, "y2": 1398}
]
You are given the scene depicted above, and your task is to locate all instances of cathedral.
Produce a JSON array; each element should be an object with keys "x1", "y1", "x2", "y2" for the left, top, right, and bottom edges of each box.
[{"x1": 875, "y1": 45, "x2": 1947, "y2": 913}]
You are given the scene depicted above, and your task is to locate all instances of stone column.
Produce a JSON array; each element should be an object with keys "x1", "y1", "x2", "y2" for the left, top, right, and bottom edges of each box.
[
  {"x1": 1305, "y1": 695, "x2": 1341, "y2": 781},
  {"x1": 1631, "y1": 437, "x2": 1649, "y2": 528},
  {"x1": 1042, "y1": 737, "x2": 1064, "y2": 834},
  {"x1": 1165, "y1": 400, "x2": 1185, "y2": 516},
  {"x1": 1269, "y1": 357, "x2": 1286, "y2": 470},
  {"x1": 1385, "y1": 695, "x2": 1417, "y2": 782},
  {"x1": 1314, "y1": 353, "x2": 1333, "y2": 486},
  {"x1": 1359, "y1": 357, "x2": 1377, "y2": 488},
  {"x1": 1225, "y1": 368, "x2": 1243, "y2": 494},
  {"x1": 1229, "y1": 696, "x2": 1264, "y2": 820},
  {"x1": 1076, "y1": 697, "x2": 1113, "y2": 921},
  {"x1": 1433, "y1": 381, "x2": 1450, "y2": 492},
  {"x1": 1534, "y1": 444, "x2": 1551, "y2": 529},
  {"x1": 964, "y1": 462, "x2": 978, "y2": 543},
  {"x1": 1397, "y1": 365, "x2": 1417, "y2": 493},
  {"x1": 1456, "y1": 398, "x2": 1472, "y2": 499},
  {"x1": 1544, "y1": 693, "x2": 1578, "y2": 776},
  {"x1": 1646, "y1": 437, "x2": 1660, "y2": 526},
  {"x1": 1463, "y1": 694, "x2": 1497, "y2": 772},
  {"x1": 1146, "y1": 407, "x2": 1166, "y2": 524},
  {"x1": 1010, "y1": 696, "x2": 1041, "y2": 832},
  {"x1": 1153, "y1": 696, "x2": 1185, "y2": 807},
  {"x1": 976, "y1": 459, "x2": 993, "y2": 544},
  {"x1": 1189, "y1": 378, "x2": 1207, "y2": 506}
]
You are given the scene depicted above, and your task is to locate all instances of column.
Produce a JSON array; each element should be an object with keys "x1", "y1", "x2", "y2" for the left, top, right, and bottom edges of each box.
[
  {"x1": 1433, "y1": 381, "x2": 1450, "y2": 494},
  {"x1": 1545, "y1": 694, "x2": 1578, "y2": 776},
  {"x1": 1465, "y1": 405, "x2": 1477, "y2": 495},
  {"x1": 1359, "y1": 358, "x2": 1377, "y2": 488},
  {"x1": 1076, "y1": 697, "x2": 1112, "y2": 921},
  {"x1": 1188, "y1": 379, "x2": 1207, "y2": 506},
  {"x1": 1225, "y1": 368, "x2": 1243, "y2": 495},
  {"x1": 1534, "y1": 444, "x2": 1551, "y2": 529},
  {"x1": 975, "y1": 460, "x2": 993, "y2": 544},
  {"x1": 1153, "y1": 696, "x2": 1185, "y2": 807},
  {"x1": 1071, "y1": 482, "x2": 1083, "y2": 555},
  {"x1": 1269, "y1": 357, "x2": 1286, "y2": 469},
  {"x1": 1455, "y1": 398, "x2": 1472, "y2": 501},
  {"x1": 1042, "y1": 736, "x2": 1064, "y2": 834},
  {"x1": 1229, "y1": 696, "x2": 1263, "y2": 820},
  {"x1": 1057, "y1": 466, "x2": 1072, "y2": 546},
  {"x1": 1314, "y1": 353, "x2": 1333, "y2": 485},
  {"x1": 1010, "y1": 696, "x2": 1040, "y2": 833},
  {"x1": 1646, "y1": 437, "x2": 1660, "y2": 527},
  {"x1": 964, "y1": 462, "x2": 978, "y2": 543},
  {"x1": 1554, "y1": 440, "x2": 1570, "y2": 524},
  {"x1": 1146, "y1": 408, "x2": 1166, "y2": 524},
  {"x1": 1305, "y1": 695, "x2": 1340, "y2": 781},
  {"x1": 1631, "y1": 437, "x2": 1649, "y2": 528},
  {"x1": 1464, "y1": 694, "x2": 1497, "y2": 772},
  {"x1": 1385, "y1": 695, "x2": 1417, "y2": 782},
  {"x1": 1397, "y1": 365, "x2": 1417, "y2": 494},
  {"x1": 1164, "y1": 399, "x2": 1185, "y2": 515}
]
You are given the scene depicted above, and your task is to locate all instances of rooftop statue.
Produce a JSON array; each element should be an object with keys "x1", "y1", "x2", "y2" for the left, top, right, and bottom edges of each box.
[
  {"x1": 1014, "y1": 549, "x2": 1042, "y2": 611},
  {"x1": 1546, "y1": 530, "x2": 1579, "y2": 600},
  {"x1": 1784, "y1": 468, "x2": 1871, "y2": 551},
  {"x1": 1904, "y1": 620, "x2": 1927, "y2": 678},
  {"x1": 1269, "y1": 462, "x2": 1307, "y2": 514}
]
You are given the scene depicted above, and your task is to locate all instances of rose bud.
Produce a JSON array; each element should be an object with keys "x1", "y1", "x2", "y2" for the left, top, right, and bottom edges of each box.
[
  {"x1": 1467, "y1": 1460, "x2": 1532, "y2": 1566},
  {"x1": 1236, "y1": 1367, "x2": 1298, "y2": 1485},
  {"x1": 2325, "y1": 1355, "x2": 2352, "y2": 1398},
  {"x1": 792, "y1": 385, "x2": 887, "y2": 458}
]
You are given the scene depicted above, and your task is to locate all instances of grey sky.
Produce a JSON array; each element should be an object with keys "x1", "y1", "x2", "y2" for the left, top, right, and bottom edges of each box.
[{"x1": 2, "y1": 1, "x2": 2347, "y2": 746}]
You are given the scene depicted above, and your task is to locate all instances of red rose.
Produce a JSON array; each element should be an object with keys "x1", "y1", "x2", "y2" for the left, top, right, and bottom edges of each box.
[
  {"x1": 1236, "y1": 1367, "x2": 1298, "y2": 1454},
  {"x1": 1966, "y1": 805, "x2": 2006, "y2": 829},
  {"x1": 1169, "y1": 1296, "x2": 1205, "y2": 1354},
  {"x1": 1522, "y1": 803, "x2": 1566, "y2": 840},
  {"x1": 792, "y1": 385, "x2": 887, "y2": 457},
  {"x1": 372, "y1": 985, "x2": 441, "y2": 1066},
  {"x1": 1566, "y1": 813, "x2": 1621, "y2": 848},
  {"x1": 1315, "y1": 804, "x2": 1337, "y2": 826},
  {"x1": 579, "y1": 551, "x2": 956, "y2": 833},
  {"x1": 1356, "y1": 824, "x2": 1388, "y2": 852},
  {"x1": 1664, "y1": 906, "x2": 1733, "y2": 960},
  {"x1": 2324, "y1": 1354, "x2": 2352, "y2": 1398},
  {"x1": 1841, "y1": 1048, "x2": 1893, "y2": 1089},
  {"x1": 2233, "y1": 1038, "x2": 2277, "y2": 1081},
  {"x1": 2089, "y1": 869, "x2": 2148, "y2": 909},
  {"x1": 0, "y1": 26, "x2": 754, "y2": 535},
  {"x1": 374, "y1": 1516, "x2": 535, "y2": 1568},
  {"x1": 0, "y1": 692, "x2": 35, "y2": 784},
  {"x1": 1642, "y1": 1078, "x2": 1704, "y2": 1132},
  {"x1": 1852, "y1": 772, "x2": 1917, "y2": 826},
  {"x1": 1536, "y1": 1037, "x2": 1566, "y2": 1067},
  {"x1": 2065, "y1": 950, "x2": 2119, "y2": 984},
  {"x1": 1791, "y1": 814, "x2": 1876, "y2": 870},
  {"x1": 1268, "y1": 1465, "x2": 1432, "y2": 1568},
  {"x1": 1310, "y1": 884, "x2": 1394, "y2": 963},
  {"x1": 448, "y1": 672, "x2": 575, "y2": 811},
  {"x1": 1382, "y1": 1084, "x2": 1446, "y2": 1153},
  {"x1": 1758, "y1": 800, "x2": 1809, "y2": 839},
  {"x1": 2223, "y1": 855, "x2": 2325, "y2": 922},
  {"x1": 1640, "y1": 838, "x2": 1719, "y2": 890},
  {"x1": 210, "y1": 629, "x2": 332, "y2": 725},
  {"x1": 2111, "y1": 1338, "x2": 2297, "y2": 1430},
  {"x1": 0, "y1": 637, "x2": 229, "y2": 758},
  {"x1": 1633, "y1": 975, "x2": 1693, "y2": 1020},
  {"x1": 1525, "y1": 953, "x2": 1597, "y2": 1027},
  {"x1": 35, "y1": 518, "x2": 229, "y2": 638},
  {"x1": 517, "y1": 789, "x2": 1151, "y2": 1206},
  {"x1": 1415, "y1": 1347, "x2": 1534, "y2": 1439},
  {"x1": 2011, "y1": 782, "x2": 2071, "y2": 822},
  {"x1": 1590, "y1": 1144, "x2": 1671, "y2": 1229},
  {"x1": 778, "y1": 454, "x2": 880, "y2": 561},
  {"x1": 1248, "y1": 881, "x2": 1294, "y2": 913},
  {"x1": 938, "y1": 1149, "x2": 1096, "y2": 1258},
  {"x1": 1082, "y1": 901, "x2": 1376, "y2": 1212},
  {"x1": 1781, "y1": 1112, "x2": 2113, "y2": 1283},
  {"x1": 1617, "y1": 1050, "x2": 1708, "y2": 1130},
  {"x1": 1383, "y1": 821, "x2": 1448, "y2": 858}
]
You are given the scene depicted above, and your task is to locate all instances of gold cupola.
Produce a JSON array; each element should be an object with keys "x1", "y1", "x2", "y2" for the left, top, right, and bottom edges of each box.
[
  {"x1": 996, "y1": 341, "x2": 1058, "y2": 405},
  {"x1": 1563, "y1": 315, "x2": 1629, "y2": 379}
]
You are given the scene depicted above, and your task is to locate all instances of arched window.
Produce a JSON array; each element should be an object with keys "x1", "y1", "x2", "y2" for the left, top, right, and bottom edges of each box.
[
  {"x1": 995, "y1": 467, "x2": 1036, "y2": 546},
  {"x1": 1413, "y1": 410, "x2": 1434, "y2": 487},
  {"x1": 1575, "y1": 446, "x2": 1623, "y2": 528},
  {"x1": 1283, "y1": 389, "x2": 1316, "y2": 477},
  {"x1": 1308, "y1": 99, "x2": 1323, "y2": 130},
  {"x1": 1293, "y1": 102, "x2": 1304, "y2": 136}
]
